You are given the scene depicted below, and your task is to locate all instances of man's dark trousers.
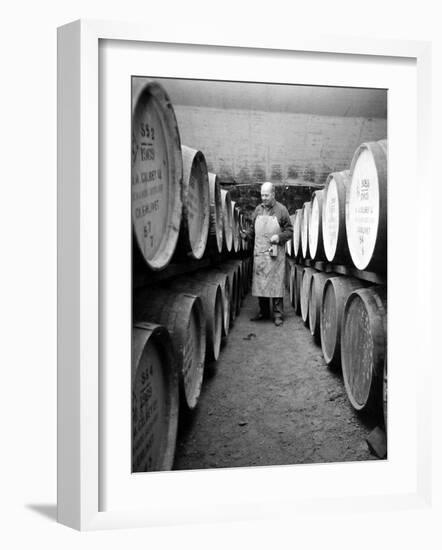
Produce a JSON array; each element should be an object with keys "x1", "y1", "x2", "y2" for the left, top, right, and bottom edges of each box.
[{"x1": 258, "y1": 297, "x2": 283, "y2": 320}]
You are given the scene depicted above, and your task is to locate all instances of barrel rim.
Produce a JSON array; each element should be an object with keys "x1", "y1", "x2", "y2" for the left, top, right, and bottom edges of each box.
[
  {"x1": 346, "y1": 140, "x2": 388, "y2": 272},
  {"x1": 319, "y1": 278, "x2": 338, "y2": 364},
  {"x1": 133, "y1": 289, "x2": 207, "y2": 410},
  {"x1": 231, "y1": 201, "x2": 240, "y2": 252},
  {"x1": 208, "y1": 172, "x2": 224, "y2": 253},
  {"x1": 308, "y1": 190, "x2": 325, "y2": 261},
  {"x1": 301, "y1": 201, "x2": 311, "y2": 259},
  {"x1": 300, "y1": 266, "x2": 316, "y2": 323},
  {"x1": 293, "y1": 208, "x2": 303, "y2": 258},
  {"x1": 221, "y1": 189, "x2": 233, "y2": 252},
  {"x1": 132, "y1": 322, "x2": 179, "y2": 471},
  {"x1": 182, "y1": 293, "x2": 206, "y2": 409},
  {"x1": 181, "y1": 146, "x2": 211, "y2": 260},
  {"x1": 340, "y1": 286, "x2": 387, "y2": 411},
  {"x1": 322, "y1": 170, "x2": 351, "y2": 263},
  {"x1": 308, "y1": 271, "x2": 331, "y2": 338},
  {"x1": 170, "y1": 278, "x2": 224, "y2": 362},
  {"x1": 132, "y1": 81, "x2": 183, "y2": 271}
]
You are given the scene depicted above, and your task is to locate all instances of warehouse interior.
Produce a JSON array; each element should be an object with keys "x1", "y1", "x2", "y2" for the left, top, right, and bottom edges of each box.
[{"x1": 131, "y1": 76, "x2": 388, "y2": 473}]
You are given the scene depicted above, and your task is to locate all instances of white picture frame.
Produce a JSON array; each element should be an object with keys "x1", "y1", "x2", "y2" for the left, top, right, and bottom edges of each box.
[{"x1": 57, "y1": 19, "x2": 432, "y2": 531}]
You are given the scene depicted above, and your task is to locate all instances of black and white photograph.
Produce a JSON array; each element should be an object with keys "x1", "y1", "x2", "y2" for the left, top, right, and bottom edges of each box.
[
  {"x1": 2, "y1": 0, "x2": 437, "y2": 542},
  {"x1": 131, "y1": 76, "x2": 388, "y2": 473}
]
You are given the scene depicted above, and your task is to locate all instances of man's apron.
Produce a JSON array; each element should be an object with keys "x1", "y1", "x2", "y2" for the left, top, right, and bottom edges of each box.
[{"x1": 251, "y1": 213, "x2": 286, "y2": 298}]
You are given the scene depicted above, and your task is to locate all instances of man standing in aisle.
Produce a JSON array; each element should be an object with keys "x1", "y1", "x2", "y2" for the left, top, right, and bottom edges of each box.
[{"x1": 240, "y1": 181, "x2": 293, "y2": 326}]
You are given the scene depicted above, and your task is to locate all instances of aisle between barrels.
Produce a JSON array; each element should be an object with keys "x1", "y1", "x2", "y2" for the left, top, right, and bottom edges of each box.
[{"x1": 174, "y1": 289, "x2": 381, "y2": 470}]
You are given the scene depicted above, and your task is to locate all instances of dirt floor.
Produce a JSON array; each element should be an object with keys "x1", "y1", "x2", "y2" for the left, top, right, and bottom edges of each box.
[{"x1": 173, "y1": 288, "x2": 382, "y2": 470}]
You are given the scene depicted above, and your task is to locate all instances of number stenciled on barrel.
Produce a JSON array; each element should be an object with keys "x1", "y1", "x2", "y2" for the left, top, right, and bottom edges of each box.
[
  {"x1": 139, "y1": 122, "x2": 156, "y2": 141},
  {"x1": 133, "y1": 354, "x2": 161, "y2": 471},
  {"x1": 140, "y1": 146, "x2": 155, "y2": 162},
  {"x1": 132, "y1": 95, "x2": 171, "y2": 264}
]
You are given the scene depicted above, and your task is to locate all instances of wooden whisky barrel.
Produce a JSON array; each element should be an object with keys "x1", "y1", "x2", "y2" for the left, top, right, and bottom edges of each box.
[
  {"x1": 132, "y1": 322, "x2": 179, "y2": 472},
  {"x1": 231, "y1": 201, "x2": 240, "y2": 253},
  {"x1": 322, "y1": 170, "x2": 351, "y2": 264},
  {"x1": 286, "y1": 215, "x2": 296, "y2": 257},
  {"x1": 213, "y1": 264, "x2": 238, "y2": 323},
  {"x1": 300, "y1": 267, "x2": 317, "y2": 324},
  {"x1": 168, "y1": 278, "x2": 224, "y2": 362},
  {"x1": 132, "y1": 81, "x2": 183, "y2": 271},
  {"x1": 207, "y1": 173, "x2": 223, "y2": 254},
  {"x1": 225, "y1": 260, "x2": 242, "y2": 315},
  {"x1": 133, "y1": 288, "x2": 206, "y2": 410},
  {"x1": 341, "y1": 286, "x2": 387, "y2": 412},
  {"x1": 192, "y1": 269, "x2": 231, "y2": 337},
  {"x1": 346, "y1": 140, "x2": 387, "y2": 272},
  {"x1": 176, "y1": 145, "x2": 211, "y2": 260},
  {"x1": 239, "y1": 214, "x2": 248, "y2": 252},
  {"x1": 308, "y1": 190, "x2": 326, "y2": 261},
  {"x1": 320, "y1": 277, "x2": 367, "y2": 368},
  {"x1": 301, "y1": 202, "x2": 311, "y2": 259},
  {"x1": 293, "y1": 209, "x2": 302, "y2": 259},
  {"x1": 220, "y1": 189, "x2": 233, "y2": 252},
  {"x1": 286, "y1": 238, "x2": 292, "y2": 257},
  {"x1": 308, "y1": 272, "x2": 338, "y2": 341}
]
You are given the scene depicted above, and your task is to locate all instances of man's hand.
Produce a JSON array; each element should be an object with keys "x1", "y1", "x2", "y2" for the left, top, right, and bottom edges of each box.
[{"x1": 270, "y1": 234, "x2": 279, "y2": 244}]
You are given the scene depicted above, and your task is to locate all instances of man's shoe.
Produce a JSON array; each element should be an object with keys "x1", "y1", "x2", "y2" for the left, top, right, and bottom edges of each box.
[
  {"x1": 250, "y1": 313, "x2": 268, "y2": 321},
  {"x1": 274, "y1": 318, "x2": 283, "y2": 326}
]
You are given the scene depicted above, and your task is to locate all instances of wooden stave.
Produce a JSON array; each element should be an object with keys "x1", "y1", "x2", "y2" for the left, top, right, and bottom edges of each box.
[
  {"x1": 207, "y1": 173, "x2": 224, "y2": 254},
  {"x1": 213, "y1": 264, "x2": 238, "y2": 324},
  {"x1": 286, "y1": 239, "x2": 292, "y2": 257},
  {"x1": 192, "y1": 269, "x2": 231, "y2": 337},
  {"x1": 220, "y1": 189, "x2": 233, "y2": 252},
  {"x1": 322, "y1": 170, "x2": 351, "y2": 264},
  {"x1": 132, "y1": 81, "x2": 183, "y2": 271},
  {"x1": 300, "y1": 267, "x2": 317, "y2": 324},
  {"x1": 132, "y1": 322, "x2": 179, "y2": 472},
  {"x1": 308, "y1": 272, "x2": 338, "y2": 341},
  {"x1": 319, "y1": 276, "x2": 367, "y2": 368},
  {"x1": 231, "y1": 201, "x2": 240, "y2": 253},
  {"x1": 225, "y1": 259, "x2": 242, "y2": 315},
  {"x1": 293, "y1": 209, "x2": 302, "y2": 259},
  {"x1": 286, "y1": 214, "x2": 296, "y2": 257},
  {"x1": 341, "y1": 286, "x2": 387, "y2": 412},
  {"x1": 133, "y1": 288, "x2": 206, "y2": 410},
  {"x1": 176, "y1": 145, "x2": 211, "y2": 261},
  {"x1": 301, "y1": 202, "x2": 311, "y2": 259},
  {"x1": 308, "y1": 190, "x2": 326, "y2": 261},
  {"x1": 346, "y1": 140, "x2": 388, "y2": 273},
  {"x1": 167, "y1": 278, "x2": 224, "y2": 363}
]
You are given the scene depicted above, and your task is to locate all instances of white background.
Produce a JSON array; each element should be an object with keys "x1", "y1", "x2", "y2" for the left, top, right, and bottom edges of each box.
[{"x1": 1, "y1": 1, "x2": 441, "y2": 548}]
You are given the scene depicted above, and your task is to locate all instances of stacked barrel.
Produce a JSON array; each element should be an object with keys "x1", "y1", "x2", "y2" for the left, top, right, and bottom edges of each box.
[
  {"x1": 131, "y1": 80, "x2": 253, "y2": 472},
  {"x1": 288, "y1": 139, "x2": 388, "y2": 427}
]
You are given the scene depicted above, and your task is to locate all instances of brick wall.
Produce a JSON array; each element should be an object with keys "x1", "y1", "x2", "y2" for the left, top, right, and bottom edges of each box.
[{"x1": 173, "y1": 105, "x2": 387, "y2": 187}]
